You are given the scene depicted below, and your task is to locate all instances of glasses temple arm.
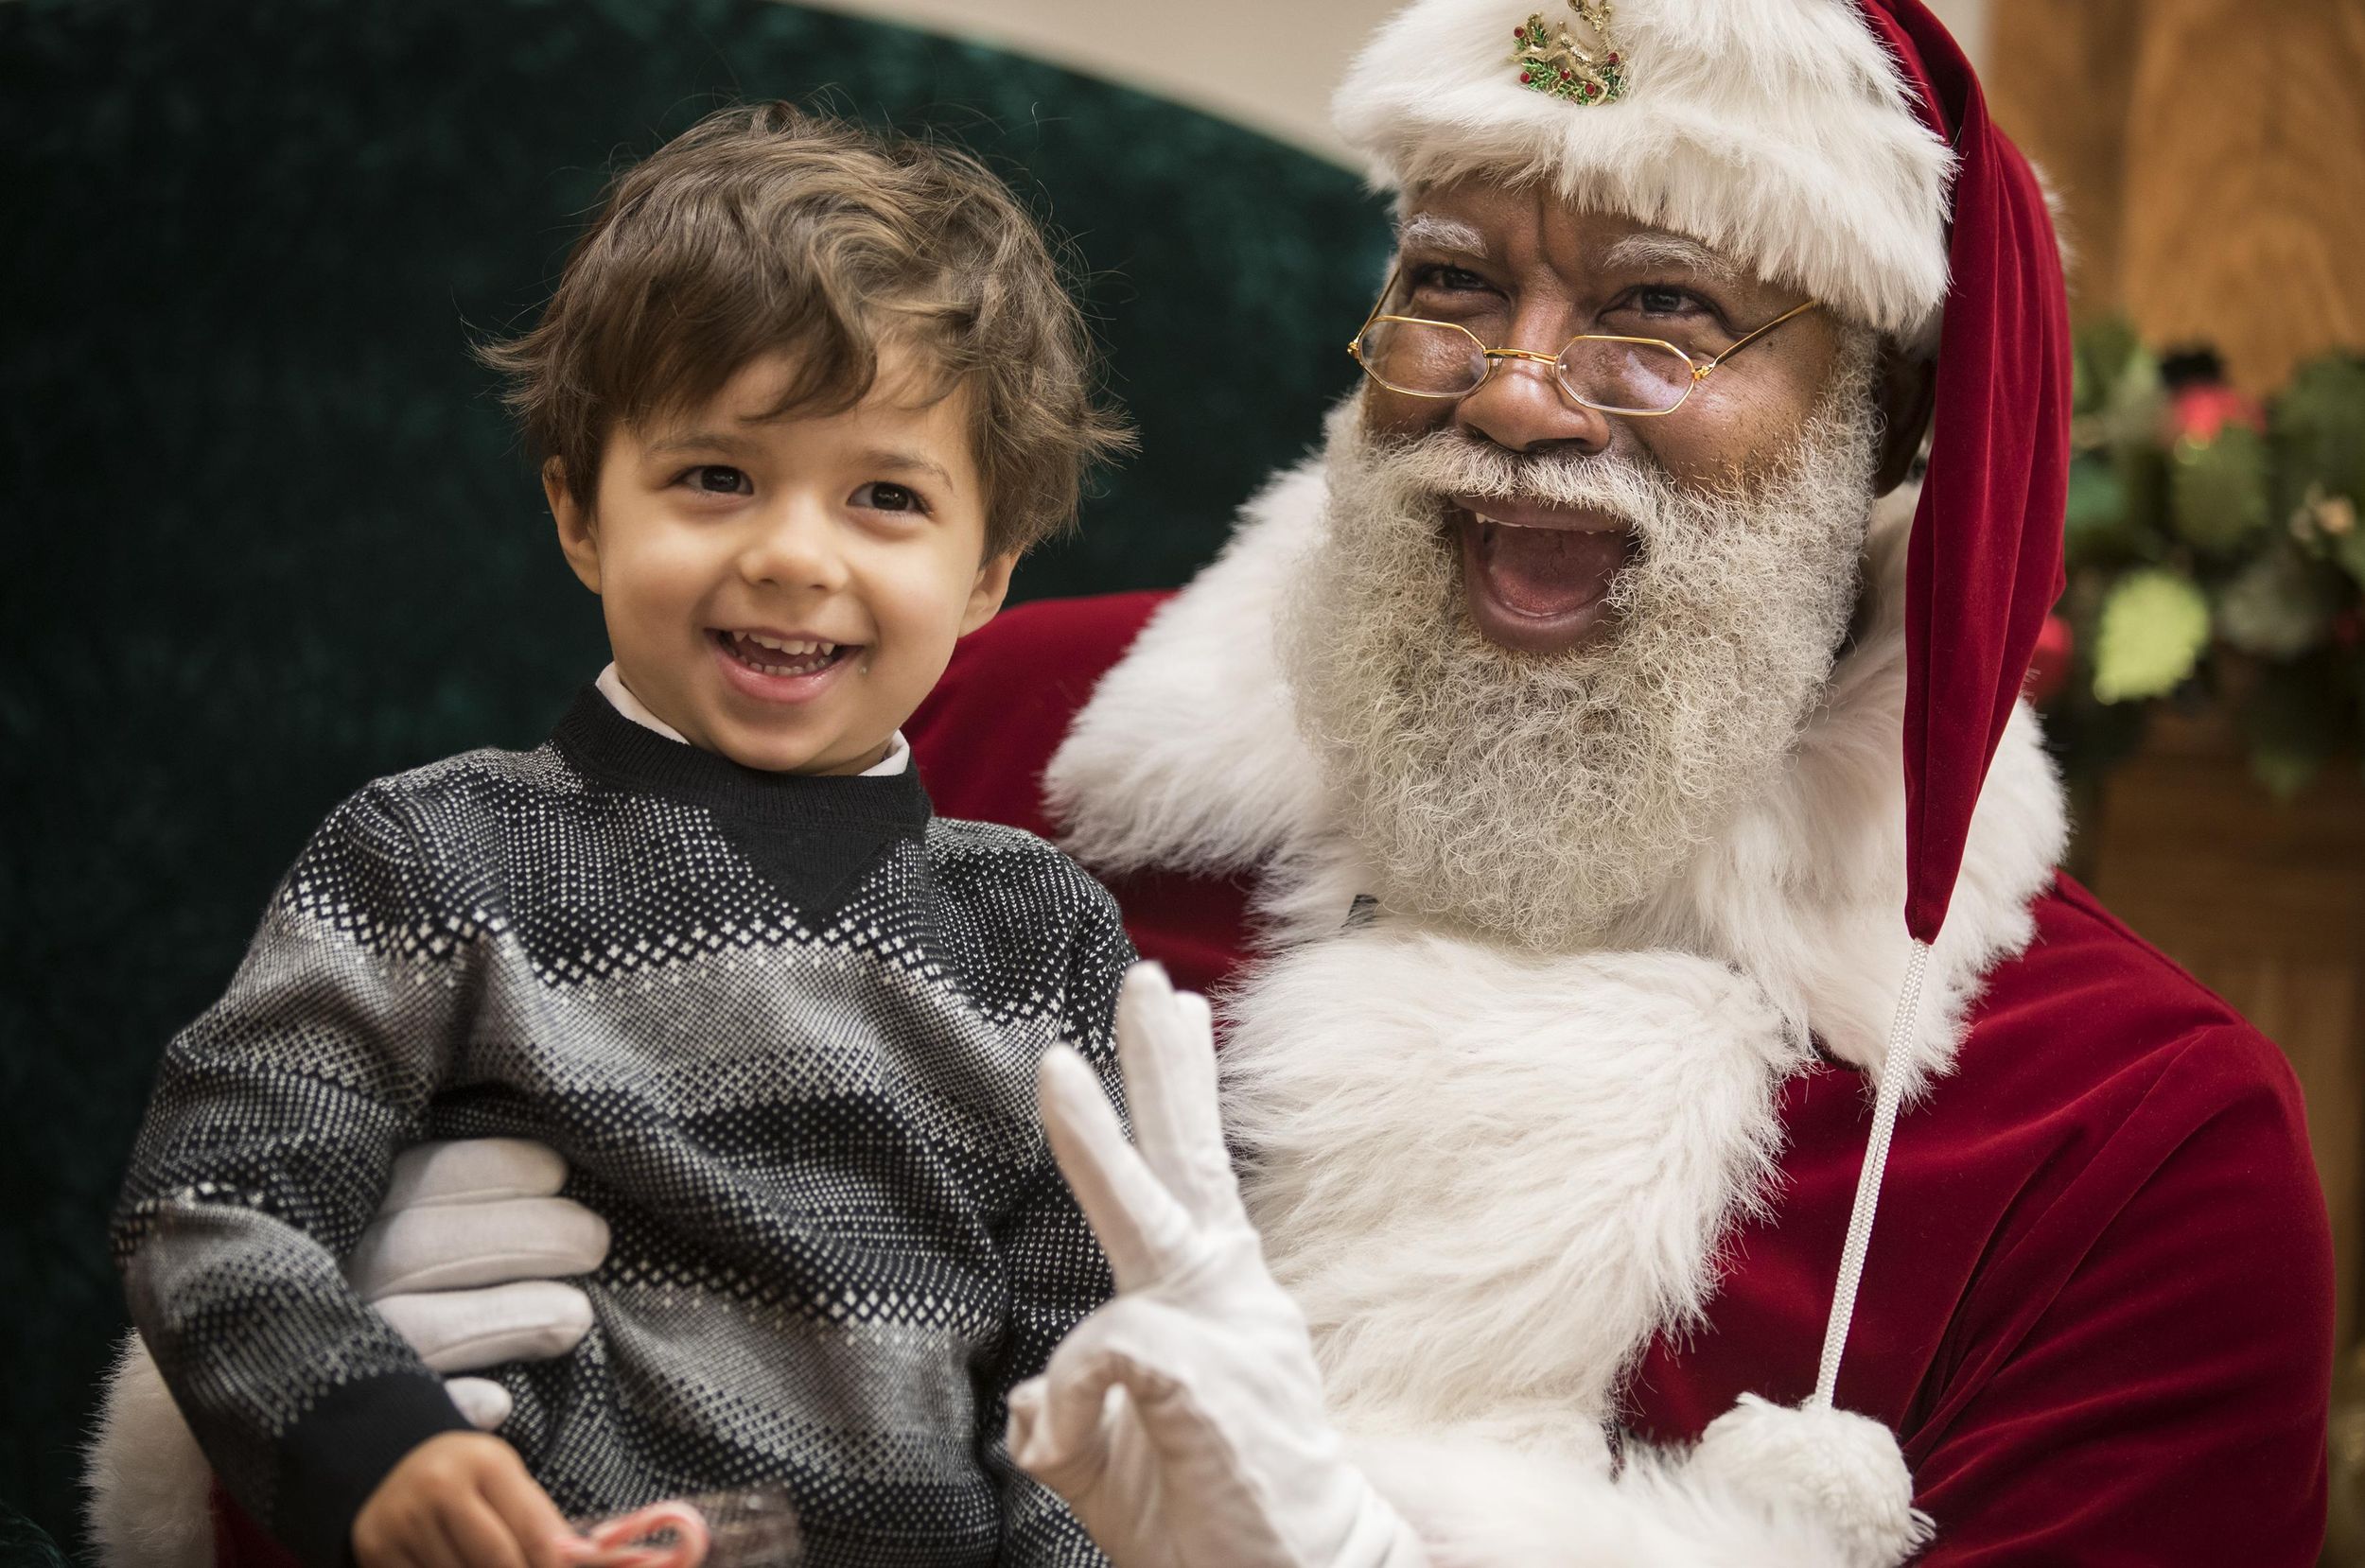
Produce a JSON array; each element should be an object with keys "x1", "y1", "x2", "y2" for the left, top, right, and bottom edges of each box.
[{"x1": 1698, "y1": 297, "x2": 1823, "y2": 377}]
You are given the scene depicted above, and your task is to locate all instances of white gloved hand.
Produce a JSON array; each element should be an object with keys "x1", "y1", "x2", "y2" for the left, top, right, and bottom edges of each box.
[
  {"x1": 349, "y1": 1139, "x2": 609, "y2": 1430},
  {"x1": 1006, "y1": 964, "x2": 1426, "y2": 1568}
]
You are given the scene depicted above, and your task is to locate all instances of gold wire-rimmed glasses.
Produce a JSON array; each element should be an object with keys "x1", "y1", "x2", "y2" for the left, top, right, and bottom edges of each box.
[{"x1": 1346, "y1": 270, "x2": 1824, "y2": 417}]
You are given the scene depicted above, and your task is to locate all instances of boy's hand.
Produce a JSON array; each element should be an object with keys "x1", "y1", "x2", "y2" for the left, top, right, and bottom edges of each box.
[{"x1": 353, "y1": 1431, "x2": 577, "y2": 1568}]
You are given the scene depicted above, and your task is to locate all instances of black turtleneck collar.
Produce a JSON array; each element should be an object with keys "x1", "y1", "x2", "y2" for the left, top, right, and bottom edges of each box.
[{"x1": 550, "y1": 687, "x2": 931, "y2": 835}]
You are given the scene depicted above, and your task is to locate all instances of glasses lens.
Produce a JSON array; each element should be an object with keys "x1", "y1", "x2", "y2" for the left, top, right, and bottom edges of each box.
[
  {"x1": 1556, "y1": 338, "x2": 1696, "y2": 415},
  {"x1": 1355, "y1": 319, "x2": 1486, "y2": 397}
]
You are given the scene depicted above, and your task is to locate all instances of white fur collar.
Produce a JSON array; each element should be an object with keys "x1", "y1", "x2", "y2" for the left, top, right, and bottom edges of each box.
[
  {"x1": 1045, "y1": 458, "x2": 2067, "y2": 1092},
  {"x1": 1220, "y1": 932, "x2": 1807, "y2": 1441}
]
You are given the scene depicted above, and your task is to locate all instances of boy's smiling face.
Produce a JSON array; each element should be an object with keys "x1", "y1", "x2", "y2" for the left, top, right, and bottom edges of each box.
[{"x1": 550, "y1": 345, "x2": 1015, "y2": 775}]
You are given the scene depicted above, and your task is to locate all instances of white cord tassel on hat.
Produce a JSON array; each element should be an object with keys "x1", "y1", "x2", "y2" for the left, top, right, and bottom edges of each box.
[
  {"x1": 1813, "y1": 937, "x2": 1931, "y2": 1409},
  {"x1": 1689, "y1": 941, "x2": 1935, "y2": 1567}
]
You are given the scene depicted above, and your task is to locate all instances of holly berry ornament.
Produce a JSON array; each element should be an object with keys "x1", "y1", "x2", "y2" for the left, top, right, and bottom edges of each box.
[{"x1": 1510, "y1": 1, "x2": 1626, "y2": 103}]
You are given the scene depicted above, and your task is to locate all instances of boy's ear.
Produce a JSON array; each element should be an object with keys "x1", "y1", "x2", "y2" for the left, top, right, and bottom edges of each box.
[
  {"x1": 546, "y1": 460, "x2": 603, "y2": 594},
  {"x1": 960, "y1": 551, "x2": 1021, "y2": 637}
]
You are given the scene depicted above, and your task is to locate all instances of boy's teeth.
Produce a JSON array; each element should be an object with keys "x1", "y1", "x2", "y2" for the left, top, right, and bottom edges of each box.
[
  {"x1": 743, "y1": 633, "x2": 832, "y2": 655},
  {"x1": 726, "y1": 631, "x2": 842, "y2": 675}
]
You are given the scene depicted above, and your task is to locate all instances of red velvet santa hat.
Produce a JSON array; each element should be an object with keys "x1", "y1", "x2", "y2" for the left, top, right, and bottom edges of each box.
[{"x1": 1332, "y1": 1, "x2": 2070, "y2": 1551}]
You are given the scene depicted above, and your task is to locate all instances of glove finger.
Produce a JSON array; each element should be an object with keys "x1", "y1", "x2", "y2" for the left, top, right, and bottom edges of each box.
[
  {"x1": 348, "y1": 1196, "x2": 610, "y2": 1299},
  {"x1": 1039, "y1": 1046, "x2": 1190, "y2": 1290},
  {"x1": 1015, "y1": 1306, "x2": 1165, "y2": 1481},
  {"x1": 1004, "y1": 1376, "x2": 1054, "y2": 1470},
  {"x1": 1112, "y1": 967, "x2": 1205, "y2": 1197},
  {"x1": 445, "y1": 1376, "x2": 515, "y2": 1431},
  {"x1": 1115, "y1": 968, "x2": 1243, "y2": 1228},
  {"x1": 380, "y1": 1139, "x2": 569, "y2": 1211},
  {"x1": 376, "y1": 1281, "x2": 596, "y2": 1372},
  {"x1": 1039, "y1": 1045, "x2": 1195, "y2": 1291}
]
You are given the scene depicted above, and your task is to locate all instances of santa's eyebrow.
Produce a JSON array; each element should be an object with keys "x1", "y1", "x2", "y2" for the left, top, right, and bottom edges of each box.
[
  {"x1": 1600, "y1": 233, "x2": 1743, "y2": 283},
  {"x1": 1395, "y1": 215, "x2": 1488, "y2": 256}
]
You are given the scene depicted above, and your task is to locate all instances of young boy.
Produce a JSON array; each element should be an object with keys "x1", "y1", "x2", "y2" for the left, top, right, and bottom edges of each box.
[{"x1": 113, "y1": 103, "x2": 1134, "y2": 1568}]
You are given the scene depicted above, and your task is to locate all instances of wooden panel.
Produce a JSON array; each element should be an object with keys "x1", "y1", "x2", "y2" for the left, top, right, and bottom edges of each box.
[
  {"x1": 2088, "y1": 717, "x2": 2365, "y2": 1348},
  {"x1": 1986, "y1": 0, "x2": 2140, "y2": 315},
  {"x1": 2118, "y1": 0, "x2": 2365, "y2": 393},
  {"x1": 1988, "y1": 0, "x2": 2365, "y2": 392}
]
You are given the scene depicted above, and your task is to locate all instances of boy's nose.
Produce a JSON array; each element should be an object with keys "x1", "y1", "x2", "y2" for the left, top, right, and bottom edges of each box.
[{"x1": 736, "y1": 506, "x2": 850, "y2": 595}]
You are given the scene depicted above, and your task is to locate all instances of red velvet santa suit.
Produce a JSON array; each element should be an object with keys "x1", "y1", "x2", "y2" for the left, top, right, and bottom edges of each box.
[{"x1": 905, "y1": 472, "x2": 2333, "y2": 1563}]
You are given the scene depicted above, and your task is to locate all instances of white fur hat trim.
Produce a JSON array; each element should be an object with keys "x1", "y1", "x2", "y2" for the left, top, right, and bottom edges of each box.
[{"x1": 1332, "y1": 0, "x2": 1955, "y2": 339}]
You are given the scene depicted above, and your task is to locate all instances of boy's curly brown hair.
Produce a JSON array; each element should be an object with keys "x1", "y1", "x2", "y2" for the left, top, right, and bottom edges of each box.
[{"x1": 482, "y1": 102, "x2": 1131, "y2": 559}]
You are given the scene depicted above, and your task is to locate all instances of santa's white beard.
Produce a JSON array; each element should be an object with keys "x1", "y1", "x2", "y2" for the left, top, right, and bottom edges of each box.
[{"x1": 1285, "y1": 352, "x2": 1882, "y2": 949}]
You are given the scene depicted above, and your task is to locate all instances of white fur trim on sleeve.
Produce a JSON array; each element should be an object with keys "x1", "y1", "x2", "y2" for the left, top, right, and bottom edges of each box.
[
  {"x1": 84, "y1": 1331, "x2": 215, "y2": 1568},
  {"x1": 1350, "y1": 1410, "x2": 1922, "y2": 1568}
]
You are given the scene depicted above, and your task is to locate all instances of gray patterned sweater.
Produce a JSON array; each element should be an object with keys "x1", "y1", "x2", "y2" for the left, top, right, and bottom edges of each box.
[{"x1": 113, "y1": 689, "x2": 1129, "y2": 1568}]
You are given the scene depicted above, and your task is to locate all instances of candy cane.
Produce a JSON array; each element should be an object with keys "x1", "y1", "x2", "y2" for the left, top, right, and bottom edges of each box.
[{"x1": 555, "y1": 1500, "x2": 711, "y2": 1568}]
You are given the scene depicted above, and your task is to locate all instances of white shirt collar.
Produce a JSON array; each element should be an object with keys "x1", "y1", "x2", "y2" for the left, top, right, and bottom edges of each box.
[{"x1": 593, "y1": 663, "x2": 911, "y2": 776}]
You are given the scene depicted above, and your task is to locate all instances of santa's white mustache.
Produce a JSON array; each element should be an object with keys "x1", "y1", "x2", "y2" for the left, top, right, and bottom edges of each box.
[{"x1": 1353, "y1": 425, "x2": 1676, "y2": 530}]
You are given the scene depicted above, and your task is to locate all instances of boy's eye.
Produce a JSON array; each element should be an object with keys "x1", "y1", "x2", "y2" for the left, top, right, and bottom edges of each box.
[
  {"x1": 684, "y1": 465, "x2": 751, "y2": 496},
  {"x1": 850, "y1": 481, "x2": 927, "y2": 515}
]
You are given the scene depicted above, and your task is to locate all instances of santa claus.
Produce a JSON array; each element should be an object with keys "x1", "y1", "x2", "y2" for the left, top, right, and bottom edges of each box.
[{"x1": 92, "y1": 0, "x2": 2331, "y2": 1562}]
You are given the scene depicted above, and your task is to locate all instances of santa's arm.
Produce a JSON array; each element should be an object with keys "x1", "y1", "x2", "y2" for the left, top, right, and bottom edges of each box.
[{"x1": 1897, "y1": 1024, "x2": 2330, "y2": 1564}]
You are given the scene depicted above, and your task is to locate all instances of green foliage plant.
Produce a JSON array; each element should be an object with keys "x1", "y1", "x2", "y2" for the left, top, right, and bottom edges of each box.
[{"x1": 2047, "y1": 321, "x2": 2365, "y2": 800}]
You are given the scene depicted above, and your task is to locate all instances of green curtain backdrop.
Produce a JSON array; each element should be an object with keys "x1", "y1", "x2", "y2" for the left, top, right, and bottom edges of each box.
[{"x1": 0, "y1": 0, "x2": 1390, "y2": 1542}]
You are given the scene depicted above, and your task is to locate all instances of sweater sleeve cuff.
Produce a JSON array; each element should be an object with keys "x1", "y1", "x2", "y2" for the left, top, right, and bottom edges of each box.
[{"x1": 271, "y1": 1370, "x2": 476, "y2": 1568}]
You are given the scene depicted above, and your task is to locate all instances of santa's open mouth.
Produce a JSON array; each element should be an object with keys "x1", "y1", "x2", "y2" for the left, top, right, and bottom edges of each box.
[
  {"x1": 711, "y1": 629, "x2": 856, "y2": 679},
  {"x1": 1445, "y1": 497, "x2": 1636, "y2": 653}
]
